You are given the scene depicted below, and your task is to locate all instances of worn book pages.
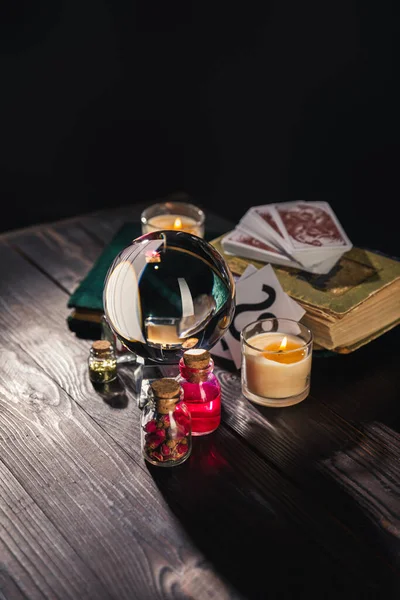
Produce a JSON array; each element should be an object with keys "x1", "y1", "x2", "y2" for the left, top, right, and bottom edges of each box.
[{"x1": 211, "y1": 234, "x2": 400, "y2": 353}]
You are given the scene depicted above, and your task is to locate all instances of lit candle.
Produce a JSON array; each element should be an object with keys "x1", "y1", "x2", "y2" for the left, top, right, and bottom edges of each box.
[
  {"x1": 144, "y1": 215, "x2": 202, "y2": 236},
  {"x1": 141, "y1": 201, "x2": 205, "y2": 237},
  {"x1": 241, "y1": 330, "x2": 312, "y2": 406}
]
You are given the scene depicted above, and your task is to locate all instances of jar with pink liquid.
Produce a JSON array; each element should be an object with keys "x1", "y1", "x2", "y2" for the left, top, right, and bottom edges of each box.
[{"x1": 177, "y1": 349, "x2": 221, "y2": 436}]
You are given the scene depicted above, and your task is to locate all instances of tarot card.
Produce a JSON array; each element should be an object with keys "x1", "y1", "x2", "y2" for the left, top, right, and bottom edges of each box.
[
  {"x1": 239, "y1": 205, "x2": 293, "y2": 253},
  {"x1": 221, "y1": 228, "x2": 302, "y2": 269},
  {"x1": 272, "y1": 201, "x2": 352, "y2": 252},
  {"x1": 305, "y1": 251, "x2": 347, "y2": 274},
  {"x1": 223, "y1": 264, "x2": 306, "y2": 368}
]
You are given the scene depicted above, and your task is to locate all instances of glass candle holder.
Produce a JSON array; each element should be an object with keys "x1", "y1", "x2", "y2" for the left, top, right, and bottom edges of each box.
[
  {"x1": 141, "y1": 201, "x2": 205, "y2": 238},
  {"x1": 241, "y1": 318, "x2": 313, "y2": 407}
]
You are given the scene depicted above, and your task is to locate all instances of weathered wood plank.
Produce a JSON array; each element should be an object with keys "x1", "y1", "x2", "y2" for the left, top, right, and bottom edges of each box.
[
  {"x1": 8, "y1": 223, "x2": 104, "y2": 295},
  {"x1": 0, "y1": 570, "x2": 27, "y2": 600},
  {"x1": 0, "y1": 338, "x2": 242, "y2": 600},
  {"x1": 79, "y1": 205, "x2": 144, "y2": 245},
  {"x1": 0, "y1": 460, "x2": 105, "y2": 600},
  {"x1": 216, "y1": 366, "x2": 400, "y2": 569},
  {"x1": 0, "y1": 244, "x2": 398, "y2": 597},
  {"x1": 1, "y1": 338, "x2": 396, "y2": 599},
  {"x1": 0, "y1": 241, "x2": 143, "y2": 464},
  {"x1": 311, "y1": 329, "x2": 400, "y2": 426}
]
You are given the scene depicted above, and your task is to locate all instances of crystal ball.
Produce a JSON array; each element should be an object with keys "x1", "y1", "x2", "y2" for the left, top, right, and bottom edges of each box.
[{"x1": 103, "y1": 230, "x2": 236, "y2": 363}]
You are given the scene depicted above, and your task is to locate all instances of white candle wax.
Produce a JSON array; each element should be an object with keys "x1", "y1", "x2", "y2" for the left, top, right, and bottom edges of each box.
[
  {"x1": 143, "y1": 214, "x2": 203, "y2": 237},
  {"x1": 243, "y1": 332, "x2": 311, "y2": 400}
]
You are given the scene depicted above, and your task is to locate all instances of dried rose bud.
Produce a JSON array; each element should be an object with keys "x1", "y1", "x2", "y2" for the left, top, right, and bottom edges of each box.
[
  {"x1": 150, "y1": 451, "x2": 163, "y2": 462},
  {"x1": 159, "y1": 415, "x2": 171, "y2": 428},
  {"x1": 179, "y1": 437, "x2": 188, "y2": 446},
  {"x1": 146, "y1": 429, "x2": 166, "y2": 449},
  {"x1": 144, "y1": 420, "x2": 157, "y2": 434},
  {"x1": 176, "y1": 443, "x2": 189, "y2": 457},
  {"x1": 161, "y1": 443, "x2": 171, "y2": 457},
  {"x1": 166, "y1": 439, "x2": 178, "y2": 448}
]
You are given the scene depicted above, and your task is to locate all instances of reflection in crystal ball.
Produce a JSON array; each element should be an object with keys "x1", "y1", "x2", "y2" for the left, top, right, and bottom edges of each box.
[{"x1": 103, "y1": 230, "x2": 236, "y2": 363}]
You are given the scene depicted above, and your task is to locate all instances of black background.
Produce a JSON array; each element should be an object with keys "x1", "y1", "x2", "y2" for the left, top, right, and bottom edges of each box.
[{"x1": 0, "y1": 1, "x2": 398, "y2": 255}]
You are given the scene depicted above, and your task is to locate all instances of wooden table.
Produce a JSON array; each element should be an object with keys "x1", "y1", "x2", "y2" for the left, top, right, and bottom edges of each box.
[{"x1": 0, "y1": 204, "x2": 399, "y2": 600}]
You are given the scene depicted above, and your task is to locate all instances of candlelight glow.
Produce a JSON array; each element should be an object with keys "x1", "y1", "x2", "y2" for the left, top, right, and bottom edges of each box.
[
  {"x1": 262, "y1": 334, "x2": 306, "y2": 363},
  {"x1": 279, "y1": 336, "x2": 288, "y2": 351},
  {"x1": 173, "y1": 217, "x2": 182, "y2": 229}
]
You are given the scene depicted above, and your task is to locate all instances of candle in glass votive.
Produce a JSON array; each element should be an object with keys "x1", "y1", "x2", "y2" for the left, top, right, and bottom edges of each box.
[
  {"x1": 145, "y1": 215, "x2": 201, "y2": 236},
  {"x1": 241, "y1": 319, "x2": 313, "y2": 407},
  {"x1": 141, "y1": 201, "x2": 205, "y2": 238}
]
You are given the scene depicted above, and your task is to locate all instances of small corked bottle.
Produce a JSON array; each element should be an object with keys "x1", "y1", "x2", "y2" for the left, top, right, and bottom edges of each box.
[
  {"x1": 177, "y1": 349, "x2": 221, "y2": 436},
  {"x1": 141, "y1": 378, "x2": 192, "y2": 467},
  {"x1": 88, "y1": 340, "x2": 117, "y2": 383}
]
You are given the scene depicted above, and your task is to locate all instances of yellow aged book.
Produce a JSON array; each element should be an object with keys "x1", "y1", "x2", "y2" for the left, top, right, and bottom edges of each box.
[{"x1": 211, "y1": 234, "x2": 400, "y2": 353}]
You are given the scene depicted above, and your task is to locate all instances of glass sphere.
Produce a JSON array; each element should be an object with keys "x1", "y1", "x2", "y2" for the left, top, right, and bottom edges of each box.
[{"x1": 103, "y1": 230, "x2": 236, "y2": 363}]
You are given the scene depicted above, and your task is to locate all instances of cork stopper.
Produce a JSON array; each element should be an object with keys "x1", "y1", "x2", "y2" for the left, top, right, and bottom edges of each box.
[
  {"x1": 183, "y1": 348, "x2": 210, "y2": 369},
  {"x1": 150, "y1": 378, "x2": 182, "y2": 414},
  {"x1": 92, "y1": 340, "x2": 112, "y2": 356},
  {"x1": 150, "y1": 378, "x2": 181, "y2": 399}
]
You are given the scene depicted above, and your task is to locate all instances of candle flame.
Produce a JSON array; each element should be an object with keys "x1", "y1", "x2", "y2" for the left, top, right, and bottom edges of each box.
[
  {"x1": 279, "y1": 336, "x2": 288, "y2": 351},
  {"x1": 173, "y1": 217, "x2": 182, "y2": 229}
]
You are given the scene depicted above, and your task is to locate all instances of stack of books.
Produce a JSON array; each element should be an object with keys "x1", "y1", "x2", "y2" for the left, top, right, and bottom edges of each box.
[{"x1": 212, "y1": 235, "x2": 400, "y2": 353}]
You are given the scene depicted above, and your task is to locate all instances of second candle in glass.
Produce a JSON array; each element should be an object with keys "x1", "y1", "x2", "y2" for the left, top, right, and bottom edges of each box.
[{"x1": 177, "y1": 349, "x2": 221, "y2": 435}]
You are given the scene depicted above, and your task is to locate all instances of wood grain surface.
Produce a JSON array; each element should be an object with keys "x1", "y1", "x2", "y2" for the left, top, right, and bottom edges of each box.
[{"x1": 0, "y1": 206, "x2": 399, "y2": 599}]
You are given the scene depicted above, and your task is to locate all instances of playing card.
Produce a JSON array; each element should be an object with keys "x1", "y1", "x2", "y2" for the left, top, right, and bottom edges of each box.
[
  {"x1": 221, "y1": 228, "x2": 302, "y2": 269},
  {"x1": 272, "y1": 201, "x2": 352, "y2": 252},
  {"x1": 223, "y1": 264, "x2": 306, "y2": 368},
  {"x1": 233, "y1": 201, "x2": 352, "y2": 275},
  {"x1": 239, "y1": 206, "x2": 293, "y2": 254},
  {"x1": 222, "y1": 228, "x2": 345, "y2": 274},
  {"x1": 252, "y1": 205, "x2": 286, "y2": 239},
  {"x1": 305, "y1": 251, "x2": 347, "y2": 274}
]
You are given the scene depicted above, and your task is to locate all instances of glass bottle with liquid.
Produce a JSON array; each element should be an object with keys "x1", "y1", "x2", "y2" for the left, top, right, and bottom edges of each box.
[
  {"x1": 177, "y1": 349, "x2": 221, "y2": 435},
  {"x1": 88, "y1": 340, "x2": 117, "y2": 383}
]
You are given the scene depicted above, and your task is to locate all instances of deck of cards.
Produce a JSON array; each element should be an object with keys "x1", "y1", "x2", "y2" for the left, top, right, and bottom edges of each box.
[{"x1": 222, "y1": 201, "x2": 352, "y2": 274}]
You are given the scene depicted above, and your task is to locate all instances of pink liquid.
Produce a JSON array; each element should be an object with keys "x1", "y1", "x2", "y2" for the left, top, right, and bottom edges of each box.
[{"x1": 180, "y1": 380, "x2": 221, "y2": 435}]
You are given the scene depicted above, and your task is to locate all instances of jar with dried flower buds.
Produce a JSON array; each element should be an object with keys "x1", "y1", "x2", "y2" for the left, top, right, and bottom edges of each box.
[{"x1": 141, "y1": 378, "x2": 192, "y2": 467}]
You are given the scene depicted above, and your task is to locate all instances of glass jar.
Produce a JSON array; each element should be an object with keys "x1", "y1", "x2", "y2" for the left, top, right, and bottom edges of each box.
[
  {"x1": 177, "y1": 349, "x2": 221, "y2": 436},
  {"x1": 140, "y1": 200, "x2": 205, "y2": 238},
  {"x1": 88, "y1": 340, "x2": 117, "y2": 383},
  {"x1": 241, "y1": 318, "x2": 313, "y2": 407},
  {"x1": 141, "y1": 378, "x2": 192, "y2": 467}
]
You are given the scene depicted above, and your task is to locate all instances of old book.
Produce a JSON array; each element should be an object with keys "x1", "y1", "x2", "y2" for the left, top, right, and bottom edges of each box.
[{"x1": 211, "y1": 234, "x2": 400, "y2": 353}]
